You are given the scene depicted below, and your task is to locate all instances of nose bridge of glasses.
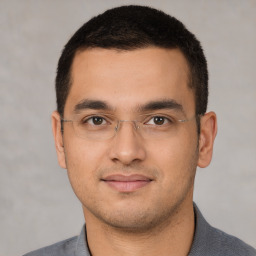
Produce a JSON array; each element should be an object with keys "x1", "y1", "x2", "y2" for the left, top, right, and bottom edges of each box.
[{"x1": 115, "y1": 120, "x2": 140, "y2": 133}]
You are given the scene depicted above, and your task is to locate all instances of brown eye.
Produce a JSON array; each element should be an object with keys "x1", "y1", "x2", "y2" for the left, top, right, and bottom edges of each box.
[
  {"x1": 145, "y1": 116, "x2": 170, "y2": 126},
  {"x1": 153, "y1": 116, "x2": 165, "y2": 125},
  {"x1": 84, "y1": 116, "x2": 107, "y2": 126},
  {"x1": 92, "y1": 117, "x2": 104, "y2": 125}
]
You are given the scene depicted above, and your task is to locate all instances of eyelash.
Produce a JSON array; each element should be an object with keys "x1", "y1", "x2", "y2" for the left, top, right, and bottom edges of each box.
[
  {"x1": 145, "y1": 116, "x2": 174, "y2": 125},
  {"x1": 81, "y1": 116, "x2": 108, "y2": 125},
  {"x1": 81, "y1": 115, "x2": 174, "y2": 126}
]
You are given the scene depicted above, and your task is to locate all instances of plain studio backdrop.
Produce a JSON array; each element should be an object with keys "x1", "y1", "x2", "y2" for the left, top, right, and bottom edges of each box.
[{"x1": 0, "y1": 0, "x2": 255, "y2": 255}]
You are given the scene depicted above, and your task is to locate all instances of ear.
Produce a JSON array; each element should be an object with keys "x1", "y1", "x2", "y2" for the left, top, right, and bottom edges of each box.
[
  {"x1": 51, "y1": 111, "x2": 67, "y2": 169},
  {"x1": 197, "y1": 111, "x2": 217, "y2": 168}
]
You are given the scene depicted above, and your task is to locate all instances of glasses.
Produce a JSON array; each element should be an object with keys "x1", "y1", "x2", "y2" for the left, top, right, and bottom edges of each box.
[{"x1": 61, "y1": 112, "x2": 197, "y2": 141}]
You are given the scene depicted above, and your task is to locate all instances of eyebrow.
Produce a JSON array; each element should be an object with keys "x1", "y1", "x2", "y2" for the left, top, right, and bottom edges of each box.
[
  {"x1": 139, "y1": 99, "x2": 185, "y2": 114},
  {"x1": 74, "y1": 99, "x2": 112, "y2": 113},
  {"x1": 73, "y1": 98, "x2": 185, "y2": 115}
]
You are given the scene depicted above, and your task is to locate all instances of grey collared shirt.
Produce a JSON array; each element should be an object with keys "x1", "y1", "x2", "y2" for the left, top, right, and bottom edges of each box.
[{"x1": 24, "y1": 204, "x2": 256, "y2": 256}]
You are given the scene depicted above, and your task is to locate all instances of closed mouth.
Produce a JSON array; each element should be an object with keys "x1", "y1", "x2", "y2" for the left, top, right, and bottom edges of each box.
[{"x1": 101, "y1": 174, "x2": 153, "y2": 192}]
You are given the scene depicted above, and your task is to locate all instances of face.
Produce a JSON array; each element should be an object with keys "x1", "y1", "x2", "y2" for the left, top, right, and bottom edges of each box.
[{"x1": 52, "y1": 47, "x2": 217, "y2": 231}]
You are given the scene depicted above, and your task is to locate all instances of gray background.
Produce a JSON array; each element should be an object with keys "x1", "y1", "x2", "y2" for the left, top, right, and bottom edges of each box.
[{"x1": 0, "y1": 0, "x2": 255, "y2": 255}]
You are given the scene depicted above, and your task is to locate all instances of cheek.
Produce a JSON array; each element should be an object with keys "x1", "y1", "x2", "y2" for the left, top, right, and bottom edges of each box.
[
  {"x1": 63, "y1": 137, "x2": 107, "y2": 193},
  {"x1": 149, "y1": 131, "x2": 198, "y2": 183}
]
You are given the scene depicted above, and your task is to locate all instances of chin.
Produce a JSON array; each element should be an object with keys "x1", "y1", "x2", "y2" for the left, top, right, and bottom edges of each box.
[
  {"x1": 102, "y1": 213, "x2": 159, "y2": 232},
  {"x1": 90, "y1": 202, "x2": 179, "y2": 233}
]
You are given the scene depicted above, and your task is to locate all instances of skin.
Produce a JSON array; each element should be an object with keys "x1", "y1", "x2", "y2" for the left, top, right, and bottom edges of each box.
[{"x1": 52, "y1": 47, "x2": 217, "y2": 256}]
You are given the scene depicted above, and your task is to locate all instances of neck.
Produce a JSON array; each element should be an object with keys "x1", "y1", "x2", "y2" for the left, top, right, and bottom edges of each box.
[{"x1": 84, "y1": 201, "x2": 195, "y2": 256}]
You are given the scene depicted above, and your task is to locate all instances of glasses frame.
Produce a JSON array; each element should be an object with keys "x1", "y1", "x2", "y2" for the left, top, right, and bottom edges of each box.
[{"x1": 60, "y1": 113, "x2": 200, "y2": 140}]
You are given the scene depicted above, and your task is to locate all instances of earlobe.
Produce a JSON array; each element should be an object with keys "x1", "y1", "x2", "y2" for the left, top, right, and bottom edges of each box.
[
  {"x1": 51, "y1": 111, "x2": 67, "y2": 169},
  {"x1": 197, "y1": 111, "x2": 217, "y2": 168}
]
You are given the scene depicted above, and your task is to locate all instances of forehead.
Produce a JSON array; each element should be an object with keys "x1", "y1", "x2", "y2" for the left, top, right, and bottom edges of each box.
[{"x1": 65, "y1": 47, "x2": 194, "y2": 115}]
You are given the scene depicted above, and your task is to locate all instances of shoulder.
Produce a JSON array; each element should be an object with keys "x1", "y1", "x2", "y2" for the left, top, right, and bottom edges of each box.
[
  {"x1": 207, "y1": 225, "x2": 256, "y2": 256},
  {"x1": 191, "y1": 204, "x2": 256, "y2": 256},
  {"x1": 23, "y1": 236, "x2": 78, "y2": 256}
]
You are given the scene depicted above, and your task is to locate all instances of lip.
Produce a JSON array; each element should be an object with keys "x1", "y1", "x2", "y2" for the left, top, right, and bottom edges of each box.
[{"x1": 101, "y1": 174, "x2": 153, "y2": 192}]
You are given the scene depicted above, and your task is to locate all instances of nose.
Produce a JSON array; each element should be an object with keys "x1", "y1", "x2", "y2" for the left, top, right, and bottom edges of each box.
[{"x1": 109, "y1": 121, "x2": 146, "y2": 165}]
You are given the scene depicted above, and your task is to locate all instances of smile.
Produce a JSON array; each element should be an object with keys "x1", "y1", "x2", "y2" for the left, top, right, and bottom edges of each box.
[{"x1": 101, "y1": 174, "x2": 153, "y2": 192}]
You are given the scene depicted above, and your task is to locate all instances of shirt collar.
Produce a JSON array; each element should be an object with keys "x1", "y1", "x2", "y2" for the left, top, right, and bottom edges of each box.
[
  {"x1": 188, "y1": 203, "x2": 210, "y2": 255},
  {"x1": 75, "y1": 224, "x2": 91, "y2": 256}
]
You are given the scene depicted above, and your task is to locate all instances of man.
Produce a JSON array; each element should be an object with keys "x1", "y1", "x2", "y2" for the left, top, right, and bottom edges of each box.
[{"x1": 24, "y1": 5, "x2": 256, "y2": 256}]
